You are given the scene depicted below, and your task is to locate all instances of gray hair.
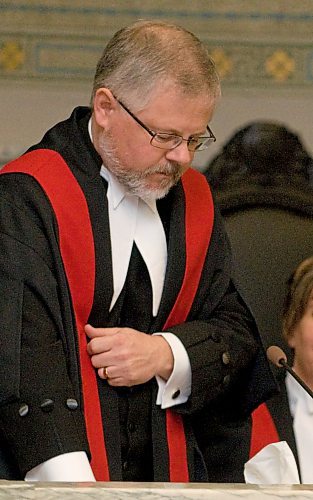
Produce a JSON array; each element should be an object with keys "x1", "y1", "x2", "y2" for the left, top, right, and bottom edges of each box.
[{"x1": 90, "y1": 20, "x2": 220, "y2": 110}]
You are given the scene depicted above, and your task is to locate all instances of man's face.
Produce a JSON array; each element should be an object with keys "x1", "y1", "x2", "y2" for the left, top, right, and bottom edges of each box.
[{"x1": 96, "y1": 84, "x2": 216, "y2": 200}]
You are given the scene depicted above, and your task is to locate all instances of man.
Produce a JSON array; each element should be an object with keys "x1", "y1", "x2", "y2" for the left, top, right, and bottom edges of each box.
[{"x1": 0, "y1": 20, "x2": 277, "y2": 482}]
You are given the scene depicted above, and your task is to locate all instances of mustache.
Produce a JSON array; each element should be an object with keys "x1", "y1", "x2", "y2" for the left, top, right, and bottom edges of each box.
[{"x1": 143, "y1": 162, "x2": 182, "y2": 177}]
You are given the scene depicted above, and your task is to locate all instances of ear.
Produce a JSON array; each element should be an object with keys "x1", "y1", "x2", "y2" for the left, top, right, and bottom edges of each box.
[{"x1": 93, "y1": 88, "x2": 118, "y2": 129}]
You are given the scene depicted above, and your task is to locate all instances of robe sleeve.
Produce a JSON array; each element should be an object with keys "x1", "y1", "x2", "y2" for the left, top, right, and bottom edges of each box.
[
  {"x1": 167, "y1": 206, "x2": 277, "y2": 418},
  {"x1": 0, "y1": 174, "x2": 89, "y2": 478}
]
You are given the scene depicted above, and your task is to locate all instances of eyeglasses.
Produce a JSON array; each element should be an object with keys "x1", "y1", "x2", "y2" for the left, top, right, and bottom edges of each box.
[{"x1": 114, "y1": 96, "x2": 216, "y2": 152}]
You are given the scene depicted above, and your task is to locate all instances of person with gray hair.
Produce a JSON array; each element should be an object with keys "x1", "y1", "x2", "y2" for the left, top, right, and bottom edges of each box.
[{"x1": 0, "y1": 20, "x2": 276, "y2": 483}]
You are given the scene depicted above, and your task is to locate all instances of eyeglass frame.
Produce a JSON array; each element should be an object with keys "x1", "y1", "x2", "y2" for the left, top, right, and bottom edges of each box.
[{"x1": 113, "y1": 95, "x2": 216, "y2": 152}]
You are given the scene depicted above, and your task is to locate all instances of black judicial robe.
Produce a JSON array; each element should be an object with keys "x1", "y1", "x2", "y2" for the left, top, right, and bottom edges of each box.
[
  {"x1": 0, "y1": 107, "x2": 277, "y2": 481},
  {"x1": 251, "y1": 372, "x2": 300, "y2": 477}
]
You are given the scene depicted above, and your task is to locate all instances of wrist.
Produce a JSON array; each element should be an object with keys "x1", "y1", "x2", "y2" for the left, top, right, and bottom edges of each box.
[{"x1": 153, "y1": 335, "x2": 174, "y2": 381}]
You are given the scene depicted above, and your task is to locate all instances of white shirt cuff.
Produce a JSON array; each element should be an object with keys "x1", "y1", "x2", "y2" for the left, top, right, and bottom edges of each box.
[
  {"x1": 24, "y1": 451, "x2": 96, "y2": 482},
  {"x1": 153, "y1": 332, "x2": 191, "y2": 409}
]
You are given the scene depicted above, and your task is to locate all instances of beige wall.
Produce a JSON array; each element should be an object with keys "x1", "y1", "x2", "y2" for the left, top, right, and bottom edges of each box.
[
  {"x1": 1, "y1": 1, "x2": 313, "y2": 168},
  {"x1": 198, "y1": 88, "x2": 313, "y2": 169},
  {"x1": 2, "y1": 84, "x2": 313, "y2": 170},
  {"x1": 0, "y1": 81, "x2": 90, "y2": 163}
]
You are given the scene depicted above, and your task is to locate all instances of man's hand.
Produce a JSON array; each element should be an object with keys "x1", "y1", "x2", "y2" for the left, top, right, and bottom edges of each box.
[{"x1": 85, "y1": 324, "x2": 174, "y2": 387}]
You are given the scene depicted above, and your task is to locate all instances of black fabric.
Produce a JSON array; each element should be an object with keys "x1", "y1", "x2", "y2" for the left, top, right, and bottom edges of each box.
[
  {"x1": 0, "y1": 106, "x2": 278, "y2": 481},
  {"x1": 0, "y1": 174, "x2": 89, "y2": 476},
  {"x1": 209, "y1": 182, "x2": 313, "y2": 357},
  {"x1": 221, "y1": 205, "x2": 313, "y2": 356},
  {"x1": 105, "y1": 244, "x2": 154, "y2": 481},
  {"x1": 192, "y1": 411, "x2": 252, "y2": 483},
  {"x1": 266, "y1": 372, "x2": 300, "y2": 478}
]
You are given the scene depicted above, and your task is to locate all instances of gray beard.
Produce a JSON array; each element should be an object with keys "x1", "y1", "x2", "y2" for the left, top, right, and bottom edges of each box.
[{"x1": 99, "y1": 133, "x2": 183, "y2": 201}]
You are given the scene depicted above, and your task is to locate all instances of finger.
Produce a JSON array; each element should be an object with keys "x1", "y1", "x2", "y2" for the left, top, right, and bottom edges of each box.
[
  {"x1": 107, "y1": 377, "x2": 136, "y2": 387},
  {"x1": 85, "y1": 324, "x2": 120, "y2": 338},
  {"x1": 89, "y1": 351, "x2": 112, "y2": 368},
  {"x1": 85, "y1": 324, "x2": 110, "y2": 338},
  {"x1": 99, "y1": 372, "x2": 131, "y2": 387},
  {"x1": 97, "y1": 366, "x2": 119, "y2": 382},
  {"x1": 87, "y1": 337, "x2": 112, "y2": 355}
]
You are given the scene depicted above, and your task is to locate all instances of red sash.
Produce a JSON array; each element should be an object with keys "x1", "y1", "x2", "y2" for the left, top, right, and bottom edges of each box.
[
  {"x1": 164, "y1": 167, "x2": 214, "y2": 481},
  {"x1": 250, "y1": 403, "x2": 280, "y2": 458},
  {"x1": 1, "y1": 151, "x2": 214, "y2": 481}
]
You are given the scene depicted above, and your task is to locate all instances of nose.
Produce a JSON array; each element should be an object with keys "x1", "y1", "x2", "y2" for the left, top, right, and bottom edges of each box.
[{"x1": 165, "y1": 141, "x2": 194, "y2": 166}]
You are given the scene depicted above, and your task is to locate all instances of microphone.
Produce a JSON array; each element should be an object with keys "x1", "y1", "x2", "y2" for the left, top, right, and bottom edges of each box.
[{"x1": 267, "y1": 345, "x2": 313, "y2": 399}]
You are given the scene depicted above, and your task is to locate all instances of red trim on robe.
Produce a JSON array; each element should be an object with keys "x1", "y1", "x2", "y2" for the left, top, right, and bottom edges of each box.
[
  {"x1": 1, "y1": 150, "x2": 110, "y2": 480},
  {"x1": 164, "y1": 168, "x2": 214, "y2": 482},
  {"x1": 2, "y1": 157, "x2": 214, "y2": 482},
  {"x1": 250, "y1": 403, "x2": 280, "y2": 458}
]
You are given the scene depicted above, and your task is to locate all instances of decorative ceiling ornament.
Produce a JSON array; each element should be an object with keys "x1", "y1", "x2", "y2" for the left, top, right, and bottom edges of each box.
[
  {"x1": 0, "y1": 41, "x2": 25, "y2": 71},
  {"x1": 210, "y1": 48, "x2": 233, "y2": 79},
  {"x1": 265, "y1": 49, "x2": 295, "y2": 81}
]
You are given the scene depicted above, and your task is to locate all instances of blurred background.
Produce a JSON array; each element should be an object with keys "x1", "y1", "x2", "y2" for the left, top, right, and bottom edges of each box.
[{"x1": 1, "y1": 0, "x2": 313, "y2": 169}]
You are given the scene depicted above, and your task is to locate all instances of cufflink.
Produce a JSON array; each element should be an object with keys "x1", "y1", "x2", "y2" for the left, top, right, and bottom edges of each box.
[{"x1": 172, "y1": 389, "x2": 181, "y2": 399}]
